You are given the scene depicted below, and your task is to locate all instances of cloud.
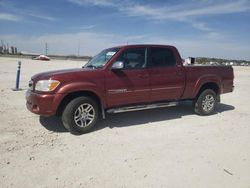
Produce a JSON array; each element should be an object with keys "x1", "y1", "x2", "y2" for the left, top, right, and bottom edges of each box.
[
  {"x1": 120, "y1": 0, "x2": 250, "y2": 34},
  {"x1": 67, "y1": 0, "x2": 115, "y2": 7},
  {"x1": 143, "y1": 35, "x2": 250, "y2": 60},
  {"x1": 67, "y1": 0, "x2": 250, "y2": 33},
  {"x1": 207, "y1": 32, "x2": 220, "y2": 39},
  {"x1": 0, "y1": 0, "x2": 57, "y2": 22},
  {"x1": 1, "y1": 31, "x2": 249, "y2": 60},
  {"x1": 0, "y1": 32, "x2": 128, "y2": 56},
  {"x1": 68, "y1": 0, "x2": 250, "y2": 19},
  {"x1": 71, "y1": 25, "x2": 97, "y2": 30},
  {"x1": 189, "y1": 21, "x2": 211, "y2": 31},
  {"x1": 0, "y1": 13, "x2": 21, "y2": 21},
  {"x1": 23, "y1": 11, "x2": 57, "y2": 21}
]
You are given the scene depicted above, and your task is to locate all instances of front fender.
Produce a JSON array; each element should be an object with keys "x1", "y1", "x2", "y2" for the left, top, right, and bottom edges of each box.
[{"x1": 56, "y1": 82, "x2": 106, "y2": 105}]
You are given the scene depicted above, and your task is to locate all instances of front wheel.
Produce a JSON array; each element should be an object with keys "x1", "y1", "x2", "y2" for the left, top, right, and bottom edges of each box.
[
  {"x1": 193, "y1": 89, "x2": 217, "y2": 116},
  {"x1": 62, "y1": 96, "x2": 99, "y2": 134}
]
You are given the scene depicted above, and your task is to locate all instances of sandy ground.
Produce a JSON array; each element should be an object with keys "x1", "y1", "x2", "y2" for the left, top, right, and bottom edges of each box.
[{"x1": 0, "y1": 57, "x2": 249, "y2": 188}]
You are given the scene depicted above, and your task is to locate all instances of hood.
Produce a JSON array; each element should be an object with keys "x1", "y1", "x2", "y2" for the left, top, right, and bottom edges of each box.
[{"x1": 32, "y1": 68, "x2": 89, "y2": 81}]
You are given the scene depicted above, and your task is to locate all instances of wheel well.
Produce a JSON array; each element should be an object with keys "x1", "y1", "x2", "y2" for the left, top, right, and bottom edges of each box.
[
  {"x1": 56, "y1": 91, "x2": 102, "y2": 116},
  {"x1": 196, "y1": 82, "x2": 220, "y2": 99}
]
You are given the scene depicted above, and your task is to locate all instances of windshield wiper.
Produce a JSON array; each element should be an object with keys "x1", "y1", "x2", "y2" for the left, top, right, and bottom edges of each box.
[{"x1": 84, "y1": 65, "x2": 97, "y2": 69}]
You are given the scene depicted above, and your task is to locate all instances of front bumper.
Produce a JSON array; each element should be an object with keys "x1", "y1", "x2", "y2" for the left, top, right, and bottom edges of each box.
[{"x1": 26, "y1": 90, "x2": 64, "y2": 116}]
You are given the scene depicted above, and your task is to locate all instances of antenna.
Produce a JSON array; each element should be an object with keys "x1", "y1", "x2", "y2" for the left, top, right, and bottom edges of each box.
[
  {"x1": 77, "y1": 41, "x2": 80, "y2": 56},
  {"x1": 45, "y1": 42, "x2": 48, "y2": 55}
]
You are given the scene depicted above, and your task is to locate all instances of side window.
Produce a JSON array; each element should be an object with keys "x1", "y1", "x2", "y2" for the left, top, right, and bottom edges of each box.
[
  {"x1": 148, "y1": 47, "x2": 176, "y2": 67},
  {"x1": 117, "y1": 48, "x2": 146, "y2": 69}
]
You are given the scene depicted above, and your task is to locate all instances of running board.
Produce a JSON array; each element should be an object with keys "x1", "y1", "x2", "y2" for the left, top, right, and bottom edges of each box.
[{"x1": 107, "y1": 102, "x2": 178, "y2": 114}]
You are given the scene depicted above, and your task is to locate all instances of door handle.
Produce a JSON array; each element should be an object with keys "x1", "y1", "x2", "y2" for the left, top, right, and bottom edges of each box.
[
  {"x1": 176, "y1": 72, "x2": 182, "y2": 76},
  {"x1": 139, "y1": 74, "x2": 149, "y2": 79}
]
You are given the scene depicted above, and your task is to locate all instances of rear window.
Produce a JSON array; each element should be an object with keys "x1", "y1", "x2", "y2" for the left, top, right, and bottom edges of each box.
[{"x1": 148, "y1": 47, "x2": 176, "y2": 67}]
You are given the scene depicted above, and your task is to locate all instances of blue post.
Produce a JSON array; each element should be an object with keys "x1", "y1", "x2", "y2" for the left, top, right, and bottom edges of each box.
[{"x1": 13, "y1": 61, "x2": 21, "y2": 91}]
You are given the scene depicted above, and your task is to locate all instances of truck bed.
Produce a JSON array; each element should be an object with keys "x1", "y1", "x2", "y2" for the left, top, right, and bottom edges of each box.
[{"x1": 182, "y1": 65, "x2": 234, "y2": 99}]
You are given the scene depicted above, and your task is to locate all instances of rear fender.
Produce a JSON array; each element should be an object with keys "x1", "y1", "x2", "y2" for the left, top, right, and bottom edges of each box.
[{"x1": 193, "y1": 75, "x2": 222, "y2": 98}]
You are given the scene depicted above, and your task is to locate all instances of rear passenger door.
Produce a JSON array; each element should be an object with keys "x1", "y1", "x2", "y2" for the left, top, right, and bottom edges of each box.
[{"x1": 147, "y1": 47, "x2": 185, "y2": 102}]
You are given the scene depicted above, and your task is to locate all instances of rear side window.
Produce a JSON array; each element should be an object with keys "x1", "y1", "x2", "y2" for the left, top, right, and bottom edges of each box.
[
  {"x1": 117, "y1": 48, "x2": 146, "y2": 69},
  {"x1": 148, "y1": 47, "x2": 176, "y2": 67}
]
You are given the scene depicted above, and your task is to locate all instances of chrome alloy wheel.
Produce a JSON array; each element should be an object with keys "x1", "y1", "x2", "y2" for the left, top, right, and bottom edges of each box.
[
  {"x1": 202, "y1": 94, "x2": 215, "y2": 112},
  {"x1": 74, "y1": 103, "x2": 95, "y2": 127}
]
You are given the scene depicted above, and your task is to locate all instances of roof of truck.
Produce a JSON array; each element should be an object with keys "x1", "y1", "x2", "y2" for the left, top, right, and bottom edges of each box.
[{"x1": 111, "y1": 44, "x2": 176, "y2": 49}]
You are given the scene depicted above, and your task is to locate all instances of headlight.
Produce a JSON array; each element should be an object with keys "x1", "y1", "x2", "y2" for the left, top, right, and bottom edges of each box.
[{"x1": 35, "y1": 80, "x2": 60, "y2": 92}]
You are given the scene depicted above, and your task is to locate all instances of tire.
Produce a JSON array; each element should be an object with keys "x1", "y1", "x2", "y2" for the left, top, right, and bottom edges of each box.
[
  {"x1": 62, "y1": 96, "x2": 99, "y2": 134},
  {"x1": 193, "y1": 89, "x2": 217, "y2": 116}
]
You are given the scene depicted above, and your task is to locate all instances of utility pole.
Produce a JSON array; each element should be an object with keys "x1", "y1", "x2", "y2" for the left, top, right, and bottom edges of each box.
[
  {"x1": 77, "y1": 41, "x2": 80, "y2": 56},
  {"x1": 7, "y1": 43, "x2": 9, "y2": 54},
  {"x1": 0, "y1": 40, "x2": 3, "y2": 53},
  {"x1": 45, "y1": 42, "x2": 48, "y2": 55}
]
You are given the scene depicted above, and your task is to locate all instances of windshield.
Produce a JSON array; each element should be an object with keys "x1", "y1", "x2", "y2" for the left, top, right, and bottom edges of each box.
[{"x1": 84, "y1": 48, "x2": 120, "y2": 69}]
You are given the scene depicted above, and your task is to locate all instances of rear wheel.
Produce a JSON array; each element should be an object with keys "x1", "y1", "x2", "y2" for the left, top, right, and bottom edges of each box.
[
  {"x1": 193, "y1": 89, "x2": 217, "y2": 115},
  {"x1": 62, "y1": 96, "x2": 99, "y2": 134}
]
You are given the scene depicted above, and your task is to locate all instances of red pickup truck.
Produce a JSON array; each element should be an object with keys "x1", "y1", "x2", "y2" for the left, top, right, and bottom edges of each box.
[{"x1": 26, "y1": 44, "x2": 234, "y2": 134}]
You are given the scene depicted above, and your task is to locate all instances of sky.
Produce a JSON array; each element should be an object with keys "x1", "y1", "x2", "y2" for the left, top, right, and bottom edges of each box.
[{"x1": 0, "y1": 0, "x2": 250, "y2": 60}]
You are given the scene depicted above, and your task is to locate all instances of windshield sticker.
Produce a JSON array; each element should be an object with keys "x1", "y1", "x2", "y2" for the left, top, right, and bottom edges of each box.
[{"x1": 106, "y1": 52, "x2": 116, "y2": 56}]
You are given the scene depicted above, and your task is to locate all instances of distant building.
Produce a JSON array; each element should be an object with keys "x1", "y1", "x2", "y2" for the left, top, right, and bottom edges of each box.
[
  {"x1": 184, "y1": 57, "x2": 195, "y2": 65},
  {"x1": 0, "y1": 42, "x2": 18, "y2": 54},
  {"x1": 11, "y1": 46, "x2": 15, "y2": 54}
]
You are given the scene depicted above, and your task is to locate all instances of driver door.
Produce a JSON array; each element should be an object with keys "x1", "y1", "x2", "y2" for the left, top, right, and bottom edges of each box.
[{"x1": 105, "y1": 47, "x2": 150, "y2": 107}]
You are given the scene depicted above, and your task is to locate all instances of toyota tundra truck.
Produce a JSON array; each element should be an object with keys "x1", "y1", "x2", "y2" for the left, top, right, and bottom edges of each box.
[{"x1": 26, "y1": 44, "x2": 234, "y2": 134}]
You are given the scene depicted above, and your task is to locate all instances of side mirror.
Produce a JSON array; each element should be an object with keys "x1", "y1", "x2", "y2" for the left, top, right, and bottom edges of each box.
[{"x1": 111, "y1": 61, "x2": 124, "y2": 70}]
